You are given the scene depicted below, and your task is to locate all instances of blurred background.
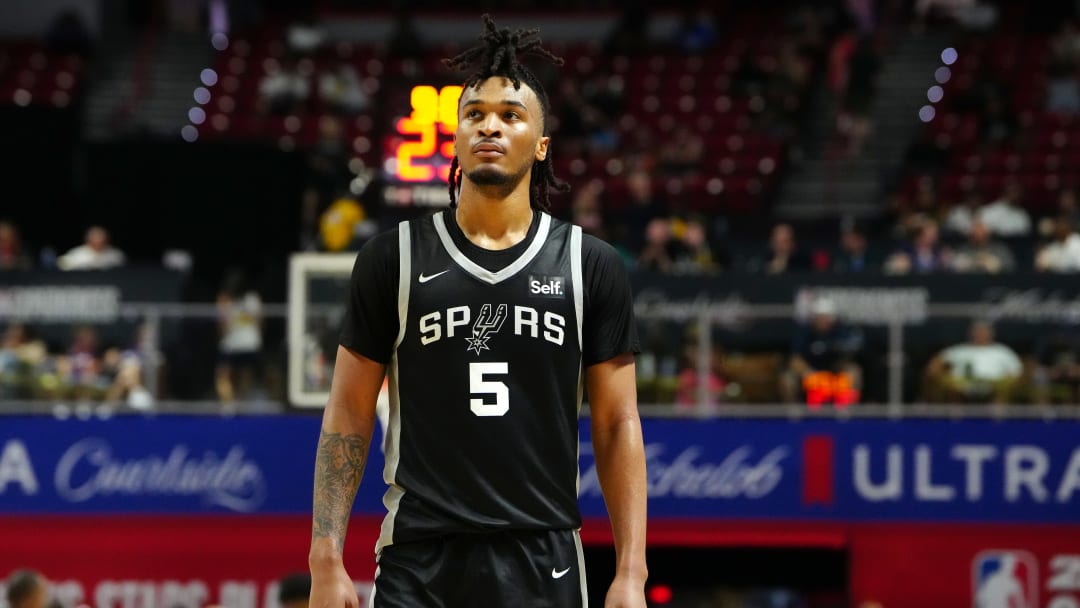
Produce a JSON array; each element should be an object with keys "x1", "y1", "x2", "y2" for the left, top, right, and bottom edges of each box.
[{"x1": 1, "y1": 0, "x2": 1079, "y2": 607}]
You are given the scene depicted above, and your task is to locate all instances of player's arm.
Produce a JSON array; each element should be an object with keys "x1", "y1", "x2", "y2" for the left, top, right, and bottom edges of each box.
[
  {"x1": 308, "y1": 346, "x2": 384, "y2": 608},
  {"x1": 581, "y1": 235, "x2": 648, "y2": 607},
  {"x1": 310, "y1": 345, "x2": 384, "y2": 561},
  {"x1": 309, "y1": 230, "x2": 399, "y2": 608},
  {"x1": 588, "y1": 354, "x2": 648, "y2": 606}
]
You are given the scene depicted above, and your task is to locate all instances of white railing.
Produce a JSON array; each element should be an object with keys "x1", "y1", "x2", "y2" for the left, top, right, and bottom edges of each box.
[{"x1": 2, "y1": 300, "x2": 1077, "y2": 419}]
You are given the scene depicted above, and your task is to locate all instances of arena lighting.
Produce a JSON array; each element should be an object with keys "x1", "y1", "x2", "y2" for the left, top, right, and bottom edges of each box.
[
  {"x1": 927, "y1": 85, "x2": 944, "y2": 103},
  {"x1": 193, "y1": 87, "x2": 211, "y2": 105},
  {"x1": 180, "y1": 125, "x2": 198, "y2": 142},
  {"x1": 211, "y1": 32, "x2": 229, "y2": 51},
  {"x1": 647, "y1": 584, "x2": 673, "y2": 604},
  {"x1": 941, "y1": 47, "x2": 958, "y2": 65},
  {"x1": 200, "y1": 68, "x2": 218, "y2": 87},
  {"x1": 935, "y1": 66, "x2": 952, "y2": 84},
  {"x1": 919, "y1": 105, "x2": 936, "y2": 122},
  {"x1": 188, "y1": 107, "x2": 206, "y2": 124}
]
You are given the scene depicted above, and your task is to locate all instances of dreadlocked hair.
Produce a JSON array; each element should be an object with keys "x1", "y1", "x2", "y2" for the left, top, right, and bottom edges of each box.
[{"x1": 443, "y1": 14, "x2": 570, "y2": 211}]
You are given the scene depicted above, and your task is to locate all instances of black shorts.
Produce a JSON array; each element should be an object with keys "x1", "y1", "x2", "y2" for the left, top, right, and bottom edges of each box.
[{"x1": 370, "y1": 529, "x2": 587, "y2": 608}]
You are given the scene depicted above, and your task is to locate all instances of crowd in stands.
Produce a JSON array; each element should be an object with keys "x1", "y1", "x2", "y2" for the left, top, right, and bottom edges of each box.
[
  {"x1": 197, "y1": 3, "x2": 833, "y2": 261},
  {"x1": 6, "y1": 2, "x2": 1080, "y2": 409}
]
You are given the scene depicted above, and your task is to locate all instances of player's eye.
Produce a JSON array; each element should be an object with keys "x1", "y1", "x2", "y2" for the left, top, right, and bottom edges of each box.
[
  {"x1": 503, "y1": 111, "x2": 520, "y2": 120},
  {"x1": 465, "y1": 109, "x2": 481, "y2": 119}
]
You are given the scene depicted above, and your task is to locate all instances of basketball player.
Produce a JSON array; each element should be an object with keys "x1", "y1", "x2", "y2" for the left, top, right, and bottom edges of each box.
[{"x1": 308, "y1": 16, "x2": 647, "y2": 608}]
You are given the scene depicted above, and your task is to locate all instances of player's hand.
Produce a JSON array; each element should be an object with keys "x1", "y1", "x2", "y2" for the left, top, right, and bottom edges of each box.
[
  {"x1": 604, "y1": 574, "x2": 647, "y2": 608},
  {"x1": 309, "y1": 560, "x2": 359, "y2": 608}
]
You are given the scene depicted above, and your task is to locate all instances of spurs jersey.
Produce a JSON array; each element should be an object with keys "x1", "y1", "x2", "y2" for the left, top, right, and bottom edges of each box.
[{"x1": 339, "y1": 209, "x2": 639, "y2": 554}]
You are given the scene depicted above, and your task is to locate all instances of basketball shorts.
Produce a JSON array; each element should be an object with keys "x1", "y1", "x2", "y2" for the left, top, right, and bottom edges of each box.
[{"x1": 370, "y1": 528, "x2": 587, "y2": 608}]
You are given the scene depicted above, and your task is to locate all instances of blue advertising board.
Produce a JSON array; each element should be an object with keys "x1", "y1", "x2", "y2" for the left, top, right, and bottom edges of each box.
[{"x1": 0, "y1": 416, "x2": 1077, "y2": 523}]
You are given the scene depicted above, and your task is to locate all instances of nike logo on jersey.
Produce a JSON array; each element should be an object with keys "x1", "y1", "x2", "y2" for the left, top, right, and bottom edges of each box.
[
  {"x1": 418, "y1": 269, "x2": 450, "y2": 283},
  {"x1": 551, "y1": 567, "x2": 571, "y2": 579}
]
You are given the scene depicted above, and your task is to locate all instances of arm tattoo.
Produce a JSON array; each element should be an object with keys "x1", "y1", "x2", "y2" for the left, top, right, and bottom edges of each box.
[{"x1": 312, "y1": 430, "x2": 368, "y2": 551}]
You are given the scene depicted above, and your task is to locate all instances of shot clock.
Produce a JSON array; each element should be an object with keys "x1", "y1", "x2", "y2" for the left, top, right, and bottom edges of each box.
[{"x1": 382, "y1": 84, "x2": 463, "y2": 207}]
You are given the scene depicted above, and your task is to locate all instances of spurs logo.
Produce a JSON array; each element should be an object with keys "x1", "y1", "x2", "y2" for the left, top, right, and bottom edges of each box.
[{"x1": 465, "y1": 304, "x2": 507, "y2": 355}]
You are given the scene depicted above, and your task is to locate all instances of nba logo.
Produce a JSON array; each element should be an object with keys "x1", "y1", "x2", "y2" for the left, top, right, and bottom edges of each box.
[{"x1": 972, "y1": 550, "x2": 1038, "y2": 608}]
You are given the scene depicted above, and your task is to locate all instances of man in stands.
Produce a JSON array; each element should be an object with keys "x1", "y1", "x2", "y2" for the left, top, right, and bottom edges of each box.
[{"x1": 924, "y1": 320, "x2": 1023, "y2": 404}]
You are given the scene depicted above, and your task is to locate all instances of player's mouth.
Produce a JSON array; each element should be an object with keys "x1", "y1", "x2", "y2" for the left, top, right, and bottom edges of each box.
[{"x1": 472, "y1": 141, "x2": 505, "y2": 159}]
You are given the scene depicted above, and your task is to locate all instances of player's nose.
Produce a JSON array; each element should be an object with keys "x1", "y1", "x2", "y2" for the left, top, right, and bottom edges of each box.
[{"x1": 478, "y1": 113, "x2": 502, "y2": 136}]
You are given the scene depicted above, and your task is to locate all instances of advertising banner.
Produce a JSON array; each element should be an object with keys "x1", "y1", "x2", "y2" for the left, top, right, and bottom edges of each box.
[
  {"x1": 850, "y1": 524, "x2": 1080, "y2": 608},
  {"x1": 2, "y1": 415, "x2": 1078, "y2": 607},
  {"x1": 2, "y1": 416, "x2": 1078, "y2": 522}
]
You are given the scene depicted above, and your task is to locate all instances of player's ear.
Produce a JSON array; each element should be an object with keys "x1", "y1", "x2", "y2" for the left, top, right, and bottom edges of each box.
[{"x1": 535, "y1": 136, "x2": 549, "y2": 162}]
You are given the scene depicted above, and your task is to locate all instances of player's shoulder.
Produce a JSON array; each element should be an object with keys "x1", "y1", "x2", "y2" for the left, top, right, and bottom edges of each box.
[
  {"x1": 360, "y1": 225, "x2": 401, "y2": 256},
  {"x1": 580, "y1": 232, "x2": 626, "y2": 270},
  {"x1": 351, "y1": 225, "x2": 401, "y2": 274}
]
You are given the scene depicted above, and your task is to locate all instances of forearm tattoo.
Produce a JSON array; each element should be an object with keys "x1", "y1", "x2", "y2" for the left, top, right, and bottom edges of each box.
[{"x1": 312, "y1": 430, "x2": 367, "y2": 551}]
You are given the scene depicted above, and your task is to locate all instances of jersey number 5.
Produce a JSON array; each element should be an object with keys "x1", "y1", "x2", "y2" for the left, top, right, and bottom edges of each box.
[{"x1": 469, "y1": 362, "x2": 509, "y2": 416}]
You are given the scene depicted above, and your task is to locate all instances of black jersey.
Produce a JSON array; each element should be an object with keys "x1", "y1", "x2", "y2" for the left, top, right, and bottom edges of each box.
[{"x1": 339, "y1": 209, "x2": 639, "y2": 554}]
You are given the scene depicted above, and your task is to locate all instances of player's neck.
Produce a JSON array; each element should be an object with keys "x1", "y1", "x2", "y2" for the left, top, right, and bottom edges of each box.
[{"x1": 454, "y1": 181, "x2": 535, "y2": 251}]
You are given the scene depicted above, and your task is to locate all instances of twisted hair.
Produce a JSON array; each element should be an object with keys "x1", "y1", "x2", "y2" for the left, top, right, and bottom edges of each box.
[{"x1": 443, "y1": 14, "x2": 570, "y2": 210}]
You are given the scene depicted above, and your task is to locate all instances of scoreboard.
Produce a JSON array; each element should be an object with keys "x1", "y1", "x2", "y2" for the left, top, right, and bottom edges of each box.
[{"x1": 382, "y1": 84, "x2": 463, "y2": 207}]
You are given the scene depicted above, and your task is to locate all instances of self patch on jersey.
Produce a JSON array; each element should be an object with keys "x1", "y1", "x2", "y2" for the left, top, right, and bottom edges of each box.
[{"x1": 528, "y1": 275, "x2": 565, "y2": 299}]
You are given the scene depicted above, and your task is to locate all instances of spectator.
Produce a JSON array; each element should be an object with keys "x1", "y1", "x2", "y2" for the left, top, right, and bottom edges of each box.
[
  {"x1": 979, "y1": 182, "x2": 1031, "y2": 237},
  {"x1": 885, "y1": 219, "x2": 951, "y2": 274},
  {"x1": 301, "y1": 116, "x2": 352, "y2": 249},
  {"x1": 318, "y1": 59, "x2": 370, "y2": 115},
  {"x1": 65, "y1": 325, "x2": 101, "y2": 399},
  {"x1": 215, "y1": 271, "x2": 263, "y2": 406},
  {"x1": 1039, "y1": 188, "x2": 1080, "y2": 237},
  {"x1": 924, "y1": 320, "x2": 1023, "y2": 404},
  {"x1": 763, "y1": 223, "x2": 812, "y2": 274},
  {"x1": 101, "y1": 345, "x2": 153, "y2": 410},
  {"x1": 570, "y1": 178, "x2": 605, "y2": 237},
  {"x1": 621, "y1": 170, "x2": 667, "y2": 253},
  {"x1": 57, "y1": 226, "x2": 125, "y2": 271},
  {"x1": 671, "y1": 218, "x2": 719, "y2": 275},
  {"x1": 0, "y1": 221, "x2": 32, "y2": 271},
  {"x1": 657, "y1": 125, "x2": 705, "y2": 175},
  {"x1": 5, "y1": 570, "x2": 48, "y2": 608},
  {"x1": 258, "y1": 55, "x2": 310, "y2": 115},
  {"x1": 892, "y1": 176, "x2": 944, "y2": 236},
  {"x1": 1033, "y1": 325, "x2": 1080, "y2": 404},
  {"x1": 277, "y1": 573, "x2": 311, "y2": 608},
  {"x1": 781, "y1": 297, "x2": 864, "y2": 405},
  {"x1": 832, "y1": 224, "x2": 876, "y2": 273},
  {"x1": 637, "y1": 219, "x2": 675, "y2": 272},
  {"x1": 951, "y1": 218, "x2": 1016, "y2": 273},
  {"x1": 0, "y1": 325, "x2": 47, "y2": 399},
  {"x1": 286, "y1": 16, "x2": 326, "y2": 55},
  {"x1": 1035, "y1": 215, "x2": 1080, "y2": 272},
  {"x1": 943, "y1": 192, "x2": 983, "y2": 236},
  {"x1": 319, "y1": 195, "x2": 367, "y2": 252},
  {"x1": 675, "y1": 328, "x2": 725, "y2": 411}
]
